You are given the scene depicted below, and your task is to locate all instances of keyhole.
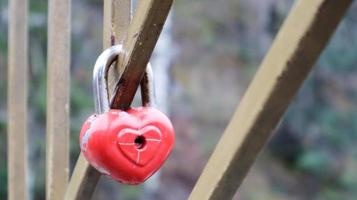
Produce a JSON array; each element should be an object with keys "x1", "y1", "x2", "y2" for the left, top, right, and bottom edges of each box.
[{"x1": 134, "y1": 135, "x2": 146, "y2": 149}]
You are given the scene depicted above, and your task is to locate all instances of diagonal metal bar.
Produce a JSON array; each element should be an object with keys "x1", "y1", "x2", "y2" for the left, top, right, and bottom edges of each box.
[
  {"x1": 188, "y1": 0, "x2": 352, "y2": 199},
  {"x1": 64, "y1": 154, "x2": 101, "y2": 200},
  {"x1": 7, "y1": 0, "x2": 28, "y2": 199},
  {"x1": 110, "y1": 0, "x2": 173, "y2": 109},
  {"x1": 65, "y1": 0, "x2": 172, "y2": 199}
]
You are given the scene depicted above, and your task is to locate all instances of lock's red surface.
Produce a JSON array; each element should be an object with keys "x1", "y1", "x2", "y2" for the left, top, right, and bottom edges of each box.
[{"x1": 79, "y1": 107, "x2": 175, "y2": 184}]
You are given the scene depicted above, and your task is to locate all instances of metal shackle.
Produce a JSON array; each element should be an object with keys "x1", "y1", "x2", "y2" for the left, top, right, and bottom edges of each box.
[{"x1": 92, "y1": 45, "x2": 154, "y2": 114}]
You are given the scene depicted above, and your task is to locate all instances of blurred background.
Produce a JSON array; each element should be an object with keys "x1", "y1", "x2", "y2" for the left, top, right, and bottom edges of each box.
[{"x1": 1, "y1": 0, "x2": 357, "y2": 199}]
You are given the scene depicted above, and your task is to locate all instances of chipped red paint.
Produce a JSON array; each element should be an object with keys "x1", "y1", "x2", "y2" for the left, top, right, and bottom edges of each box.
[{"x1": 79, "y1": 107, "x2": 175, "y2": 184}]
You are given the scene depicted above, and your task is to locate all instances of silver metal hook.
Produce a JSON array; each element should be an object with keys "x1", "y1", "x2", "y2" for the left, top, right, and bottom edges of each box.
[
  {"x1": 92, "y1": 45, "x2": 154, "y2": 114},
  {"x1": 92, "y1": 45, "x2": 122, "y2": 114}
]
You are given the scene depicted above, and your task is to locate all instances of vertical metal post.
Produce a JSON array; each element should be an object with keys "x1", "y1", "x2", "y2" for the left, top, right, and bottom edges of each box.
[
  {"x1": 46, "y1": 0, "x2": 71, "y2": 199},
  {"x1": 104, "y1": 0, "x2": 131, "y2": 99},
  {"x1": 64, "y1": 1, "x2": 131, "y2": 199},
  {"x1": 7, "y1": 0, "x2": 28, "y2": 199}
]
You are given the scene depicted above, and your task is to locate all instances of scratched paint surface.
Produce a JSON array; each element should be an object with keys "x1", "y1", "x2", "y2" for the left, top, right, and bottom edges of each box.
[{"x1": 78, "y1": 107, "x2": 174, "y2": 184}]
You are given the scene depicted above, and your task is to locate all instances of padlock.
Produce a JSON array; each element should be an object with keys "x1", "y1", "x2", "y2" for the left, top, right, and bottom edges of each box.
[{"x1": 79, "y1": 45, "x2": 175, "y2": 184}]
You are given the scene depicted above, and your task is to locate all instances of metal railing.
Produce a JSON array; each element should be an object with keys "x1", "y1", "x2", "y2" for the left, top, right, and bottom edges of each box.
[{"x1": 6, "y1": 0, "x2": 352, "y2": 199}]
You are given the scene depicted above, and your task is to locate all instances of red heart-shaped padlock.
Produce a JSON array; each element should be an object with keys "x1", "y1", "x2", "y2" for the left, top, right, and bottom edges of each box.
[{"x1": 79, "y1": 107, "x2": 175, "y2": 184}]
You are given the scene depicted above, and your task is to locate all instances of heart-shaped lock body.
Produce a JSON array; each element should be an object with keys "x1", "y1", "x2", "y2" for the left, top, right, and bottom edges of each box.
[{"x1": 80, "y1": 106, "x2": 175, "y2": 184}]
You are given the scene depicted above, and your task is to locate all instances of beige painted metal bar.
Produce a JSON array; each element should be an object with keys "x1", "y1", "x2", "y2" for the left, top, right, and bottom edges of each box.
[
  {"x1": 188, "y1": 0, "x2": 352, "y2": 199},
  {"x1": 7, "y1": 0, "x2": 28, "y2": 200},
  {"x1": 64, "y1": 1, "x2": 131, "y2": 199},
  {"x1": 46, "y1": 0, "x2": 71, "y2": 199},
  {"x1": 104, "y1": 0, "x2": 132, "y2": 99},
  {"x1": 64, "y1": 155, "x2": 101, "y2": 200},
  {"x1": 110, "y1": 0, "x2": 173, "y2": 109}
]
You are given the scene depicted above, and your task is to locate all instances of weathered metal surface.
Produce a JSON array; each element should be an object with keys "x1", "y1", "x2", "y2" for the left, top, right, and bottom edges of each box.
[
  {"x1": 104, "y1": 0, "x2": 131, "y2": 99},
  {"x1": 46, "y1": 0, "x2": 71, "y2": 199},
  {"x1": 110, "y1": 0, "x2": 173, "y2": 110},
  {"x1": 188, "y1": 0, "x2": 352, "y2": 199},
  {"x1": 7, "y1": 0, "x2": 28, "y2": 199}
]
